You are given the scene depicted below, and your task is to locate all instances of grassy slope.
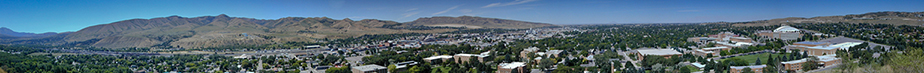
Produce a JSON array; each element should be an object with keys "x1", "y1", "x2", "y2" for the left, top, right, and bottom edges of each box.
[{"x1": 0, "y1": 67, "x2": 6, "y2": 73}]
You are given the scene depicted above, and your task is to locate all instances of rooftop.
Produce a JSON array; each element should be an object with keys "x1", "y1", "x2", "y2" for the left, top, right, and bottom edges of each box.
[
  {"x1": 352, "y1": 65, "x2": 387, "y2": 71},
  {"x1": 794, "y1": 41, "x2": 828, "y2": 45},
  {"x1": 546, "y1": 50, "x2": 564, "y2": 54},
  {"x1": 773, "y1": 26, "x2": 800, "y2": 32},
  {"x1": 716, "y1": 42, "x2": 752, "y2": 47},
  {"x1": 480, "y1": 51, "x2": 492, "y2": 56},
  {"x1": 523, "y1": 47, "x2": 540, "y2": 52},
  {"x1": 455, "y1": 53, "x2": 489, "y2": 57},
  {"x1": 694, "y1": 49, "x2": 715, "y2": 53},
  {"x1": 830, "y1": 42, "x2": 863, "y2": 51},
  {"x1": 730, "y1": 65, "x2": 767, "y2": 69},
  {"x1": 498, "y1": 62, "x2": 526, "y2": 69},
  {"x1": 730, "y1": 37, "x2": 751, "y2": 39},
  {"x1": 817, "y1": 54, "x2": 839, "y2": 62},
  {"x1": 807, "y1": 46, "x2": 838, "y2": 50},
  {"x1": 701, "y1": 46, "x2": 729, "y2": 50},
  {"x1": 781, "y1": 58, "x2": 807, "y2": 64},
  {"x1": 691, "y1": 62, "x2": 706, "y2": 68},
  {"x1": 423, "y1": 55, "x2": 453, "y2": 60},
  {"x1": 636, "y1": 49, "x2": 683, "y2": 56}
]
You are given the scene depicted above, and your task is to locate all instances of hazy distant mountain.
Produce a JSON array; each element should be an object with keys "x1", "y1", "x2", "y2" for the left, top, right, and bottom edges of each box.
[
  {"x1": 0, "y1": 34, "x2": 15, "y2": 39},
  {"x1": 0, "y1": 27, "x2": 59, "y2": 38},
  {"x1": 405, "y1": 16, "x2": 555, "y2": 29},
  {"x1": 0, "y1": 14, "x2": 551, "y2": 49},
  {"x1": 726, "y1": 11, "x2": 924, "y2": 26}
]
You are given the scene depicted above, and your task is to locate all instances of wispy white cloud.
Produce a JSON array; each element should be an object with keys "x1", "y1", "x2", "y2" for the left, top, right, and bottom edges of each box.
[
  {"x1": 405, "y1": 8, "x2": 418, "y2": 12},
  {"x1": 458, "y1": 9, "x2": 480, "y2": 16},
  {"x1": 403, "y1": 12, "x2": 420, "y2": 18},
  {"x1": 432, "y1": 5, "x2": 461, "y2": 15},
  {"x1": 482, "y1": 0, "x2": 538, "y2": 8}
]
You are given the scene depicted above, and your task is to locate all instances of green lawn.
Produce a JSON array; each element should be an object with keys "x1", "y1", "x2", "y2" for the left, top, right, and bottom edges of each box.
[
  {"x1": 685, "y1": 65, "x2": 702, "y2": 72},
  {"x1": 719, "y1": 53, "x2": 790, "y2": 65}
]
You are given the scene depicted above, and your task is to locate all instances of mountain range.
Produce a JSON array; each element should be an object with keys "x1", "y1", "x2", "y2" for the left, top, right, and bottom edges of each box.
[
  {"x1": 0, "y1": 15, "x2": 554, "y2": 49},
  {"x1": 3, "y1": 11, "x2": 920, "y2": 49},
  {"x1": 725, "y1": 11, "x2": 924, "y2": 26},
  {"x1": 0, "y1": 27, "x2": 59, "y2": 38}
]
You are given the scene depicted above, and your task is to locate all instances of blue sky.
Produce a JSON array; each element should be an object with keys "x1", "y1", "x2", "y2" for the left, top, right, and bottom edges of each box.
[{"x1": 0, "y1": 0, "x2": 922, "y2": 33}]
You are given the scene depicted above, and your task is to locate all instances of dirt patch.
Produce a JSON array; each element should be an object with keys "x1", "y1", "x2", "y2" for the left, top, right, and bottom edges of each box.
[{"x1": 0, "y1": 67, "x2": 7, "y2": 73}]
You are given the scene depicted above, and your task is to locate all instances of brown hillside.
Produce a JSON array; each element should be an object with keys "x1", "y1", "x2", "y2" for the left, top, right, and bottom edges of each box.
[
  {"x1": 729, "y1": 11, "x2": 924, "y2": 26},
  {"x1": 47, "y1": 15, "x2": 549, "y2": 49}
]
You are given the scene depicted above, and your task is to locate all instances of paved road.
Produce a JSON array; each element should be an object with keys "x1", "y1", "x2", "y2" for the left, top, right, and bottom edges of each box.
[
  {"x1": 616, "y1": 50, "x2": 640, "y2": 68},
  {"x1": 806, "y1": 62, "x2": 844, "y2": 73}
]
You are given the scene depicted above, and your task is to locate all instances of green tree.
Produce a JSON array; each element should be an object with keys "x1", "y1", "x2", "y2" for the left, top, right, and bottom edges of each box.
[
  {"x1": 762, "y1": 66, "x2": 778, "y2": 73},
  {"x1": 325, "y1": 66, "x2": 352, "y2": 73},
  {"x1": 741, "y1": 67, "x2": 754, "y2": 73},
  {"x1": 680, "y1": 66, "x2": 691, "y2": 73},
  {"x1": 888, "y1": 48, "x2": 924, "y2": 73},
  {"x1": 388, "y1": 64, "x2": 397, "y2": 73},
  {"x1": 802, "y1": 58, "x2": 818, "y2": 71},
  {"x1": 408, "y1": 66, "x2": 422, "y2": 73},
  {"x1": 724, "y1": 58, "x2": 749, "y2": 66},
  {"x1": 539, "y1": 58, "x2": 554, "y2": 70}
]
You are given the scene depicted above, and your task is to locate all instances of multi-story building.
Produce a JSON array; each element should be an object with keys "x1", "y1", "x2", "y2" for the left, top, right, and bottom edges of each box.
[
  {"x1": 392, "y1": 61, "x2": 419, "y2": 72},
  {"x1": 729, "y1": 65, "x2": 766, "y2": 73},
  {"x1": 687, "y1": 37, "x2": 718, "y2": 43},
  {"x1": 454, "y1": 52, "x2": 491, "y2": 63},
  {"x1": 693, "y1": 49, "x2": 717, "y2": 56},
  {"x1": 545, "y1": 50, "x2": 565, "y2": 58},
  {"x1": 730, "y1": 37, "x2": 754, "y2": 43},
  {"x1": 781, "y1": 58, "x2": 806, "y2": 71},
  {"x1": 423, "y1": 55, "x2": 453, "y2": 63},
  {"x1": 496, "y1": 62, "x2": 526, "y2": 73},
  {"x1": 817, "y1": 54, "x2": 841, "y2": 67},
  {"x1": 634, "y1": 49, "x2": 683, "y2": 60},
  {"x1": 790, "y1": 42, "x2": 863, "y2": 56},
  {"x1": 715, "y1": 41, "x2": 753, "y2": 48},
  {"x1": 521, "y1": 47, "x2": 540, "y2": 58},
  {"x1": 351, "y1": 65, "x2": 387, "y2": 73}
]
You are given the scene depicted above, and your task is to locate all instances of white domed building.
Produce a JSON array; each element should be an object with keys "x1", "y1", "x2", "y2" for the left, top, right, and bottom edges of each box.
[{"x1": 757, "y1": 25, "x2": 804, "y2": 40}]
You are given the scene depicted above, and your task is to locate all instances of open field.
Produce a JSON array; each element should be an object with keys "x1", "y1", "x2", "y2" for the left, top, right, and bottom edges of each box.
[{"x1": 813, "y1": 65, "x2": 894, "y2": 73}]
